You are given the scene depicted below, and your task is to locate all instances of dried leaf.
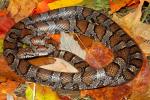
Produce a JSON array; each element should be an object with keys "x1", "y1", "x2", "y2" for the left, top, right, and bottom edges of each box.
[
  {"x1": 85, "y1": 42, "x2": 113, "y2": 69},
  {"x1": 0, "y1": 93, "x2": 6, "y2": 100},
  {"x1": 60, "y1": 33, "x2": 86, "y2": 59},
  {"x1": 110, "y1": 0, "x2": 140, "y2": 13},
  {"x1": 7, "y1": 0, "x2": 39, "y2": 22},
  {"x1": 32, "y1": 0, "x2": 56, "y2": 14},
  {"x1": 0, "y1": 80, "x2": 19, "y2": 94},
  {"x1": 112, "y1": 0, "x2": 150, "y2": 56},
  {"x1": 29, "y1": 56, "x2": 56, "y2": 66},
  {"x1": 29, "y1": 57, "x2": 78, "y2": 73},
  {"x1": 0, "y1": 75, "x2": 7, "y2": 83}
]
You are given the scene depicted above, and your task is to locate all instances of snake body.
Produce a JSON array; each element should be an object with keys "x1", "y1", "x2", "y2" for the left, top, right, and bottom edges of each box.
[{"x1": 3, "y1": 6, "x2": 143, "y2": 90}]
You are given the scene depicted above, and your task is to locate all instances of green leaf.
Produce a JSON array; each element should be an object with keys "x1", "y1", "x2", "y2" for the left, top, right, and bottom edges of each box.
[{"x1": 78, "y1": 0, "x2": 109, "y2": 10}]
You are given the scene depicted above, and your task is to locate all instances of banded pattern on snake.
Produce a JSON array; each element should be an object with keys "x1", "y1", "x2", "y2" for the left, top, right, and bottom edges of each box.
[{"x1": 3, "y1": 6, "x2": 143, "y2": 90}]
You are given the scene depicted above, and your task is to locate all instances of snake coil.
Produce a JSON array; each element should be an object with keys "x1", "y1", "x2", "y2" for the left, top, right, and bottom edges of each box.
[{"x1": 3, "y1": 6, "x2": 143, "y2": 90}]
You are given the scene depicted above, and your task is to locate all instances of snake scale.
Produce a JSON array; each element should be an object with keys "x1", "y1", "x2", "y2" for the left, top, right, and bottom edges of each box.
[{"x1": 3, "y1": 6, "x2": 143, "y2": 90}]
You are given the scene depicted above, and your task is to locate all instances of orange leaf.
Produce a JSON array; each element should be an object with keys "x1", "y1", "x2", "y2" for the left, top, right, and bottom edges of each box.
[
  {"x1": 0, "y1": 11, "x2": 6, "y2": 16},
  {"x1": 47, "y1": 34, "x2": 61, "y2": 43},
  {"x1": 0, "y1": 93, "x2": 6, "y2": 100},
  {"x1": 0, "y1": 80, "x2": 19, "y2": 94},
  {"x1": 85, "y1": 42, "x2": 113, "y2": 69},
  {"x1": 32, "y1": 0, "x2": 57, "y2": 14},
  {"x1": 110, "y1": 0, "x2": 140, "y2": 13}
]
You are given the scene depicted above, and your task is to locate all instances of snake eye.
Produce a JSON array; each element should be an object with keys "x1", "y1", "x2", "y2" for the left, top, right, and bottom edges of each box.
[
  {"x1": 22, "y1": 44, "x2": 29, "y2": 48},
  {"x1": 6, "y1": 53, "x2": 15, "y2": 65}
]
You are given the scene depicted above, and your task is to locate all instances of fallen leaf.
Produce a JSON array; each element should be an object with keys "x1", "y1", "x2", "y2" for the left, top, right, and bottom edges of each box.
[
  {"x1": 73, "y1": 34, "x2": 93, "y2": 50},
  {"x1": 73, "y1": 34, "x2": 113, "y2": 69},
  {"x1": 0, "y1": 10, "x2": 7, "y2": 16},
  {"x1": 110, "y1": 0, "x2": 140, "y2": 13},
  {"x1": 48, "y1": 0, "x2": 83, "y2": 10},
  {"x1": 29, "y1": 56, "x2": 56, "y2": 66},
  {"x1": 0, "y1": 93, "x2": 6, "y2": 100},
  {"x1": 7, "y1": 0, "x2": 39, "y2": 22},
  {"x1": 85, "y1": 42, "x2": 113, "y2": 69},
  {"x1": 112, "y1": 0, "x2": 150, "y2": 56},
  {"x1": 0, "y1": 75, "x2": 7, "y2": 83},
  {"x1": 0, "y1": 80, "x2": 19, "y2": 94},
  {"x1": 60, "y1": 33, "x2": 86, "y2": 59},
  {"x1": 30, "y1": 57, "x2": 78, "y2": 73},
  {"x1": 25, "y1": 83, "x2": 60, "y2": 100},
  {"x1": 32, "y1": 0, "x2": 56, "y2": 14},
  {"x1": 0, "y1": 15, "x2": 15, "y2": 34}
]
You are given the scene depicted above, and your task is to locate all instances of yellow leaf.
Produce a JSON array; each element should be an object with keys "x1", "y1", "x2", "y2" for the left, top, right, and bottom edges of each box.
[
  {"x1": 0, "y1": 39, "x2": 3, "y2": 54},
  {"x1": 48, "y1": 0, "x2": 83, "y2": 10},
  {"x1": 25, "y1": 83, "x2": 60, "y2": 100}
]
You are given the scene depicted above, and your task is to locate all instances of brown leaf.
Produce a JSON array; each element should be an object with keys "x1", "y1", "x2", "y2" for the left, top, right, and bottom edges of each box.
[
  {"x1": 85, "y1": 42, "x2": 113, "y2": 69},
  {"x1": 29, "y1": 56, "x2": 56, "y2": 66},
  {"x1": 7, "y1": 0, "x2": 39, "y2": 22}
]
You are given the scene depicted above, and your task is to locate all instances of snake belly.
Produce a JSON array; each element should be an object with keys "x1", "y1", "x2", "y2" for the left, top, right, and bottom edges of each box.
[{"x1": 3, "y1": 6, "x2": 143, "y2": 90}]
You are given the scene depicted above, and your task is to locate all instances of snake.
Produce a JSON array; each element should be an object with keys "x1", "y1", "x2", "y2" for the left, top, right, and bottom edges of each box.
[{"x1": 3, "y1": 6, "x2": 143, "y2": 90}]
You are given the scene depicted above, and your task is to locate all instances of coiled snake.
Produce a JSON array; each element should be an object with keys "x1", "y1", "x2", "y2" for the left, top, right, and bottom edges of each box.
[{"x1": 3, "y1": 6, "x2": 143, "y2": 90}]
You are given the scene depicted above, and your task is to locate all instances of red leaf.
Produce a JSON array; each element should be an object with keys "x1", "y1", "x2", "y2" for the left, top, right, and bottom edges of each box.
[{"x1": 0, "y1": 15, "x2": 15, "y2": 34}]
